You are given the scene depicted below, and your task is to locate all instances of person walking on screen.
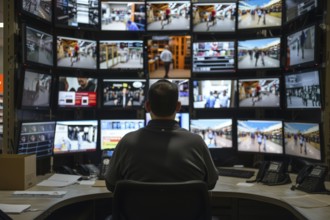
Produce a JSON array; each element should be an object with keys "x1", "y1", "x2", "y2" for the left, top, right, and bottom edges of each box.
[
  {"x1": 104, "y1": 79, "x2": 219, "y2": 192},
  {"x1": 160, "y1": 45, "x2": 173, "y2": 78},
  {"x1": 300, "y1": 30, "x2": 306, "y2": 59}
]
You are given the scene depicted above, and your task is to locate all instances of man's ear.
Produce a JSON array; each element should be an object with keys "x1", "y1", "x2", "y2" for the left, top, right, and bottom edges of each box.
[
  {"x1": 175, "y1": 101, "x2": 182, "y2": 112},
  {"x1": 145, "y1": 100, "x2": 151, "y2": 112}
]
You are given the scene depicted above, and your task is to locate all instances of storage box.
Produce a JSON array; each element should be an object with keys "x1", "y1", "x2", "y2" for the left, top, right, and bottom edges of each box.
[{"x1": 0, "y1": 154, "x2": 36, "y2": 190}]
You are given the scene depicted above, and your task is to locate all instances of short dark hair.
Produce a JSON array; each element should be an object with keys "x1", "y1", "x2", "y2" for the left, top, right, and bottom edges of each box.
[{"x1": 148, "y1": 80, "x2": 178, "y2": 116}]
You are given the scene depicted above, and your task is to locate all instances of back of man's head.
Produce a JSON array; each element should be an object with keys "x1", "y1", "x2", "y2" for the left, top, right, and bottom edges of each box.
[{"x1": 148, "y1": 80, "x2": 178, "y2": 117}]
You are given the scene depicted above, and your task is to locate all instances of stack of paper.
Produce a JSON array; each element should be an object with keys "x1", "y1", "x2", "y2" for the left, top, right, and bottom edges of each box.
[
  {"x1": 0, "y1": 204, "x2": 31, "y2": 214},
  {"x1": 37, "y1": 174, "x2": 81, "y2": 187},
  {"x1": 12, "y1": 191, "x2": 67, "y2": 198}
]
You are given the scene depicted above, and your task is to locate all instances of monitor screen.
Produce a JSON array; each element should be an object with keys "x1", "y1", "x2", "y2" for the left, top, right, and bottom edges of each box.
[
  {"x1": 284, "y1": 122, "x2": 321, "y2": 161},
  {"x1": 146, "y1": 0, "x2": 191, "y2": 31},
  {"x1": 99, "y1": 40, "x2": 144, "y2": 70},
  {"x1": 149, "y1": 78, "x2": 189, "y2": 106},
  {"x1": 147, "y1": 35, "x2": 191, "y2": 78},
  {"x1": 287, "y1": 25, "x2": 315, "y2": 67},
  {"x1": 190, "y1": 119, "x2": 232, "y2": 148},
  {"x1": 22, "y1": 0, "x2": 52, "y2": 22},
  {"x1": 237, "y1": 119, "x2": 283, "y2": 154},
  {"x1": 102, "y1": 79, "x2": 146, "y2": 109},
  {"x1": 237, "y1": 0, "x2": 282, "y2": 30},
  {"x1": 21, "y1": 70, "x2": 52, "y2": 109},
  {"x1": 238, "y1": 78, "x2": 280, "y2": 108},
  {"x1": 192, "y1": 41, "x2": 235, "y2": 73},
  {"x1": 55, "y1": 0, "x2": 99, "y2": 29},
  {"x1": 25, "y1": 26, "x2": 53, "y2": 66},
  {"x1": 146, "y1": 112, "x2": 190, "y2": 130},
  {"x1": 193, "y1": 79, "x2": 236, "y2": 109},
  {"x1": 285, "y1": 70, "x2": 321, "y2": 109},
  {"x1": 286, "y1": 0, "x2": 318, "y2": 23},
  {"x1": 58, "y1": 76, "x2": 98, "y2": 108},
  {"x1": 237, "y1": 37, "x2": 281, "y2": 69},
  {"x1": 17, "y1": 121, "x2": 56, "y2": 158},
  {"x1": 57, "y1": 36, "x2": 97, "y2": 69},
  {"x1": 192, "y1": 1, "x2": 236, "y2": 33},
  {"x1": 53, "y1": 120, "x2": 98, "y2": 154},
  {"x1": 100, "y1": 119, "x2": 144, "y2": 150},
  {"x1": 101, "y1": 1, "x2": 146, "y2": 31}
]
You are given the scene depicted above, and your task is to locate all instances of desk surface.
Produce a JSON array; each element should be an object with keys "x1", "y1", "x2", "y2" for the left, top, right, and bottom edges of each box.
[{"x1": 1, "y1": 173, "x2": 330, "y2": 220}]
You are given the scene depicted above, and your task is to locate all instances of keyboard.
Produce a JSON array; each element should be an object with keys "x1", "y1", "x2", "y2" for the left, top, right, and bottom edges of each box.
[{"x1": 217, "y1": 168, "x2": 255, "y2": 179}]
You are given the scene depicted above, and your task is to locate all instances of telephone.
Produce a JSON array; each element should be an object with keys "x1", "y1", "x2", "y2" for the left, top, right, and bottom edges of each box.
[
  {"x1": 292, "y1": 164, "x2": 328, "y2": 193},
  {"x1": 247, "y1": 161, "x2": 291, "y2": 186},
  {"x1": 57, "y1": 165, "x2": 78, "y2": 175},
  {"x1": 98, "y1": 150, "x2": 113, "y2": 180},
  {"x1": 77, "y1": 164, "x2": 100, "y2": 177}
]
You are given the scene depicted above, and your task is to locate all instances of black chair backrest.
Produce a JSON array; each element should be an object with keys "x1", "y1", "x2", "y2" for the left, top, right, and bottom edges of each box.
[{"x1": 112, "y1": 180, "x2": 212, "y2": 220}]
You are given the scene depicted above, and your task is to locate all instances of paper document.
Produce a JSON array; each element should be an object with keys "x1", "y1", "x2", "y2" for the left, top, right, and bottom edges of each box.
[
  {"x1": 0, "y1": 203, "x2": 31, "y2": 214},
  {"x1": 12, "y1": 191, "x2": 67, "y2": 198},
  {"x1": 37, "y1": 174, "x2": 81, "y2": 187}
]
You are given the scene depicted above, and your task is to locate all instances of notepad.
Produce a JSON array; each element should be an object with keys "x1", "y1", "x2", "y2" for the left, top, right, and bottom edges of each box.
[
  {"x1": 12, "y1": 191, "x2": 67, "y2": 198},
  {"x1": 0, "y1": 203, "x2": 31, "y2": 214}
]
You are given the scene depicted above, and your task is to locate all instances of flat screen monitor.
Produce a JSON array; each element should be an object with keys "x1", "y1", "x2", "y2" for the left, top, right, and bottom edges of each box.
[
  {"x1": 190, "y1": 119, "x2": 232, "y2": 148},
  {"x1": 146, "y1": 112, "x2": 189, "y2": 130},
  {"x1": 286, "y1": 0, "x2": 318, "y2": 23},
  {"x1": 25, "y1": 26, "x2": 53, "y2": 67},
  {"x1": 286, "y1": 25, "x2": 315, "y2": 67},
  {"x1": 101, "y1": 1, "x2": 146, "y2": 31},
  {"x1": 55, "y1": 0, "x2": 99, "y2": 29},
  {"x1": 100, "y1": 119, "x2": 144, "y2": 150},
  {"x1": 237, "y1": 0, "x2": 282, "y2": 30},
  {"x1": 284, "y1": 69, "x2": 321, "y2": 109},
  {"x1": 237, "y1": 37, "x2": 281, "y2": 70},
  {"x1": 99, "y1": 40, "x2": 144, "y2": 70},
  {"x1": 192, "y1": 41, "x2": 235, "y2": 73},
  {"x1": 21, "y1": 70, "x2": 52, "y2": 109},
  {"x1": 22, "y1": 0, "x2": 52, "y2": 22},
  {"x1": 17, "y1": 121, "x2": 56, "y2": 158},
  {"x1": 57, "y1": 36, "x2": 97, "y2": 69},
  {"x1": 237, "y1": 119, "x2": 283, "y2": 154},
  {"x1": 53, "y1": 120, "x2": 98, "y2": 154},
  {"x1": 149, "y1": 78, "x2": 189, "y2": 106},
  {"x1": 147, "y1": 35, "x2": 191, "y2": 78},
  {"x1": 58, "y1": 76, "x2": 98, "y2": 108},
  {"x1": 146, "y1": 0, "x2": 191, "y2": 31},
  {"x1": 284, "y1": 122, "x2": 321, "y2": 161},
  {"x1": 238, "y1": 78, "x2": 280, "y2": 108},
  {"x1": 102, "y1": 79, "x2": 146, "y2": 109},
  {"x1": 192, "y1": 1, "x2": 236, "y2": 33},
  {"x1": 193, "y1": 79, "x2": 236, "y2": 109}
]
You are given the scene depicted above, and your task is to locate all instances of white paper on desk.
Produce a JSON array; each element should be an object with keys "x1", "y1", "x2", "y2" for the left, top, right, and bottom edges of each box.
[
  {"x1": 37, "y1": 174, "x2": 81, "y2": 187},
  {"x1": 281, "y1": 195, "x2": 329, "y2": 208},
  {"x1": 12, "y1": 191, "x2": 67, "y2": 198},
  {"x1": 78, "y1": 180, "x2": 96, "y2": 185},
  {"x1": 236, "y1": 182, "x2": 254, "y2": 187},
  {"x1": 0, "y1": 203, "x2": 31, "y2": 214}
]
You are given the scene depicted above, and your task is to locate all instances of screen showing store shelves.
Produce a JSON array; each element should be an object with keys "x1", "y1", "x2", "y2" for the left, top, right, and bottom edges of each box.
[
  {"x1": 58, "y1": 76, "x2": 98, "y2": 108},
  {"x1": 146, "y1": 0, "x2": 191, "y2": 31},
  {"x1": 22, "y1": 0, "x2": 52, "y2": 22},
  {"x1": 99, "y1": 40, "x2": 144, "y2": 70},
  {"x1": 100, "y1": 119, "x2": 145, "y2": 150},
  {"x1": 284, "y1": 122, "x2": 321, "y2": 161},
  {"x1": 285, "y1": 69, "x2": 321, "y2": 109},
  {"x1": 238, "y1": 78, "x2": 280, "y2": 108},
  {"x1": 237, "y1": 119, "x2": 283, "y2": 154},
  {"x1": 146, "y1": 112, "x2": 189, "y2": 130},
  {"x1": 101, "y1": 1, "x2": 146, "y2": 31},
  {"x1": 192, "y1": 1, "x2": 236, "y2": 33},
  {"x1": 21, "y1": 70, "x2": 52, "y2": 109},
  {"x1": 237, "y1": 37, "x2": 281, "y2": 70},
  {"x1": 53, "y1": 120, "x2": 98, "y2": 154},
  {"x1": 25, "y1": 26, "x2": 53, "y2": 66},
  {"x1": 193, "y1": 79, "x2": 236, "y2": 109},
  {"x1": 192, "y1": 41, "x2": 235, "y2": 73},
  {"x1": 17, "y1": 121, "x2": 56, "y2": 158},
  {"x1": 190, "y1": 119, "x2": 232, "y2": 148},
  {"x1": 57, "y1": 36, "x2": 97, "y2": 69}
]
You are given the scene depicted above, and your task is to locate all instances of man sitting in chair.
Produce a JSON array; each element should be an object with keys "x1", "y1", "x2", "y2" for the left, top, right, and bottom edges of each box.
[{"x1": 105, "y1": 79, "x2": 218, "y2": 192}]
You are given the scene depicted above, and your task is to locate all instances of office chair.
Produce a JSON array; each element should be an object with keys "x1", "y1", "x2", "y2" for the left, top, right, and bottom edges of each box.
[{"x1": 111, "y1": 180, "x2": 212, "y2": 220}]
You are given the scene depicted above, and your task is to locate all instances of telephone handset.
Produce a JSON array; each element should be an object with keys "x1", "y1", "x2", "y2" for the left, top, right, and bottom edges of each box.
[
  {"x1": 98, "y1": 150, "x2": 113, "y2": 180},
  {"x1": 247, "y1": 161, "x2": 291, "y2": 186},
  {"x1": 293, "y1": 164, "x2": 328, "y2": 193}
]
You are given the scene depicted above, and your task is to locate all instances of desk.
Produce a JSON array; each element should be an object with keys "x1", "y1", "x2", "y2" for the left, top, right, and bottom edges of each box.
[{"x1": 1, "y1": 174, "x2": 329, "y2": 220}]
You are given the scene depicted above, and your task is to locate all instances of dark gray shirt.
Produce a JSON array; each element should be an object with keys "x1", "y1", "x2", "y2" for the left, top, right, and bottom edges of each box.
[{"x1": 105, "y1": 120, "x2": 219, "y2": 192}]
